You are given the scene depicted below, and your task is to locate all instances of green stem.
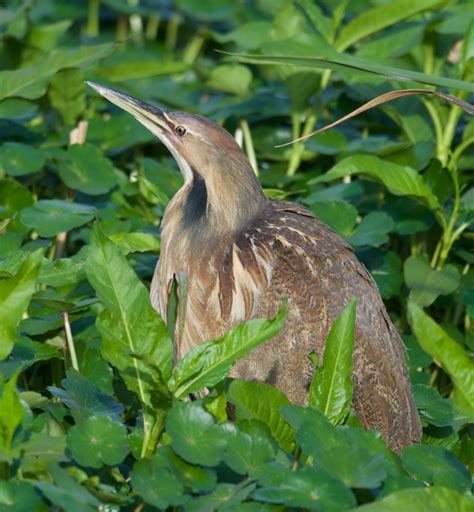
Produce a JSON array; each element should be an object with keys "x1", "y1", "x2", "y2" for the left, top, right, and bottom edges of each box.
[
  {"x1": 63, "y1": 311, "x2": 79, "y2": 372},
  {"x1": 286, "y1": 113, "x2": 316, "y2": 176},
  {"x1": 143, "y1": 409, "x2": 167, "y2": 458},
  {"x1": 422, "y1": 99, "x2": 444, "y2": 163},
  {"x1": 87, "y1": 0, "x2": 100, "y2": 37},
  {"x1": 165, "y1": 14, "x2": 181, "y2": 52},
  {"x1": 240, "y1": 119, "x2": 258, "y2": 176},
  {"x1": 450, "y1": 135, "x2": 474, "y2": 169},
  {"x1": 183, "y1": 34, "x2": 206, "y2": 64},
  {"x1": 145, "y1": 13, "x2": 160, "y2": 41}
]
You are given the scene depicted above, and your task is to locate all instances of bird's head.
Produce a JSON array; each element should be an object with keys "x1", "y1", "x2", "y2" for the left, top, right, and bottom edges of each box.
[{"x1": 87, "y1": 82, "x2": 266, "y2": 236}]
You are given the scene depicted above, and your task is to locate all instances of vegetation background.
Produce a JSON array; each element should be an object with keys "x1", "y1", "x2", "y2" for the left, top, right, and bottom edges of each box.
[{"x1": 0, "y1": 0, "x2": 473, "y2": 510}]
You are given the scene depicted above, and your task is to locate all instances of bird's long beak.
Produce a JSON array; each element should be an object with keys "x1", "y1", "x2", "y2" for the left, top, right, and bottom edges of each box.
[{"x1": 86, "y1": 81, "x2": 170, "y2": 136}]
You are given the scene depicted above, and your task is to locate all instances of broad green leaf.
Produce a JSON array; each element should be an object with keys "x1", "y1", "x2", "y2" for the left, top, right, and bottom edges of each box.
[
  {"x1": 335, "y1": 0, "x2": 447, "y2": 51},
  {"x1": 160, "y1": 445, "x2": 217, "y2": 492},
  {"x1": 282, "y1": 406, "x2": 389, "y2": 489},
  {"x1": 207, "y1": 65, "x2": 253, "y2": 96},
  {"x1": 211, "y1": 21, "x2": 273, "y2": 50},
  {"x1": 166, "y1": 401, "x2": 232, "y2": 467},
  {"x1": 227, "y1": 380, "x2": 294, "y2": 452},
  {"x1": 230, "y1": 51, "x2": 474, "y2": 93},
  {"x1": 308, "y1": 200, "x2": 357, "y2": 236},
  {"x1": 49, "y1": 68, "x2": 85, "y2": 125},
  {"x1": 413, "y1": 384, "x2": 454, "y2": 427},
  {"x1": 347, "y1": 212, "x2": 394, "y2": 247},
  {"x1": 168, "y1": 303, "x2": 287, "y2": 398},
  {"x1": 404, "y1": 254, "x2": 460, "y2": 306},
  {"x1": 408, "y1": 302, "x2": 474, "y2": 420},
  {"x1": 0, "y1": 143, "x2": 45, "y2": 176},
  {"x1": 402, "y1": 445, "x2": 470, "y2": 494},
  {"x1": 57, "y1": 144, "x2": 117, "y2": 195},
  {"x1": 360, "y1": 249, "x2": 403, "y2": 300},
  {"x1": 309, "y1": 299, "x2": 356, "y2": 425},
  {"x1": 0, "y1": 249, "x2": 43, "y2": 360},
  {"x1": 310, "y1": 155, "x2": 439, "y2": 209},
  {"x1": 254, "y1": 466, "x2": 355, "y2": 511},
  {"x1": 67, "y1": 415, "x2": 129, "y2": 468},
  {"x1": 355, "y1": 486, "x2": 474, "y2": 512},
  {"x1": 185, "y1": 482, "x2": 256, "y2": 511},
  {"x1": 224, "y1": 420, "x2": 277, "y2": 475},
  {"x1": 20, "y1": 200, "x2": 95, "y2": 237},
  {"x1": 48, "y1": 371, "x2": 123, "y2": 424},
  {"x1": 175, "y1": 0, "x2": 237, "y2": 21},
  {"x1": 85, "y1": 226, "x2": 172, "y2": 410},
  {"x1": 108, "y1": 232, "x2": 160, "y2": 254},
  {"x1": 0, "y1": 481, "x2": 45, "y2": 511},
  {"x1": 35, "y1": 464, "x2": 100, "y2": 512},
  {"x1": 0, "y1": 43, "x2": 114, "y2": 100},
  {"x1": 0, "y1": 371, "x2": 24, "y2": 453},
  {"x1": 131, "y1": 451, "x2": 185, "y2": 509},
  {"x1": 38, "y1": 249, "x2": 88, "y2": 287}
]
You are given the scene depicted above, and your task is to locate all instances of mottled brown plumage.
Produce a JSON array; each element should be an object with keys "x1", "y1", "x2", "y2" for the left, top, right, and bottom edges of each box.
[{"x1": 88, "y1": 82, "x2": 422, "y2": 452}]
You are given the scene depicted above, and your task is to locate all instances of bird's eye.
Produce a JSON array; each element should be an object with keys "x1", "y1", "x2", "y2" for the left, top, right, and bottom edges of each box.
[{"x1": 175, "y1": 126, "x2": 187, "y2": 137}]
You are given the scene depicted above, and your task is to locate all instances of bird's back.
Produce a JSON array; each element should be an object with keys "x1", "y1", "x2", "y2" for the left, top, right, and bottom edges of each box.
[{"x1": 152, "y1": 200, "x2": 421, "y2": 452}]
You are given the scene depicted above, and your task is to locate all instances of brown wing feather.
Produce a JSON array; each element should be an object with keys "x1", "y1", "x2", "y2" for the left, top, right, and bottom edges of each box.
[{"x1": 230, "y1": 201, "x2": 421, "y2": 452}]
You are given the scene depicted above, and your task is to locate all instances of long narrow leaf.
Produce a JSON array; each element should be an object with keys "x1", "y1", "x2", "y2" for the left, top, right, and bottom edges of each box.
[
  {"x1": 227, "y1": 52, "x2": 474, "y2": 93},
  {"x1": 168, "y1": 302, "x2": 287, "y2": 398},
  {"x1": 309, "y1": 299, "x2": 356, "y2": 424},
  {"x1": 276, "y1": 89, "x2": 474, "y2": 147},
  {"x1": 408, "y1": 302, "x2": 474, "y2": 420}
]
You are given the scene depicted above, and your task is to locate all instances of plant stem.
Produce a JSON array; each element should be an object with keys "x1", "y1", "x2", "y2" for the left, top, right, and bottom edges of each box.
[
  {"x1": 240, "y1": 119, "x2": 258, "y2": 176},
  {"x1": 63, "y1": 312, "x2": 79, "y2": 371},
  {"x1": 183, "y1": 34, "x2": 206, "y2": 64},
  {"x1": 165, "y1": 14, "x2": 181, "y2": 52},
  {"x1": 87, "y1": 0, "x2": 100, "y2": 37},
  {"x1": 287, "y1": 113, "x2": 316, "y2": 176},
  {"x1": 145, "y1": 13, "x2": 160, "y2": 41}
]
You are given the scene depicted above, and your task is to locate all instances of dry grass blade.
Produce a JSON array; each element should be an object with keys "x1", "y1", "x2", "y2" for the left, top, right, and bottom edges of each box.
[{"x1": 276, "y1": 89, "x2": 474, "y2": 147}]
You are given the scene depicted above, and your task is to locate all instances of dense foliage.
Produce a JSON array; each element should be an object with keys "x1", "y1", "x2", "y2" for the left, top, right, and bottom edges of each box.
[{"x1": 0, "y1": 0, "x2": 473, "y2": 510}]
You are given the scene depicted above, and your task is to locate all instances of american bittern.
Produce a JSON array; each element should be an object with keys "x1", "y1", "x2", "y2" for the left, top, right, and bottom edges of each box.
[{"x1": 88, "y1": 82, "x2": 421, "y2": 452}]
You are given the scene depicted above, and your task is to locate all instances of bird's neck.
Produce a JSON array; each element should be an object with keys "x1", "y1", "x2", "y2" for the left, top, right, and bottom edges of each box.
[{"x1": 163, "y1": 161, "x2": 267, "y2": 245}]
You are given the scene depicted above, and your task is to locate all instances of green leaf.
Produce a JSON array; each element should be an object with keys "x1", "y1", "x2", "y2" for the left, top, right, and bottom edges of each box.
[
  {"x1": 0, "y1": 143, "x2": 45, "y2": 176},
  {"x1": 404, "y1": 254, "x2": 460, "y2": 306},
  {"x1": 413, "y1": 384, "x2": 454, "y2": 427},
  {"x1": 282, "y1": 406, "x2": 389, "y2": 488},
  {"x1": 58, "y1": 144, "x2": 117, "y2": 195},
  {"x1": 0, "y1": 371, "x2": 24, "y2": 453},
  {"x1": 254, "y1": 466, "x2": 355, "y2": 511},
  {"x1": 207, "y1": 65, "x2": 253, "y2": 96},
  {"x1": 308, "y1": 200, "x2": 357, "y2": 236},
  {"x1": 309, "y1": 299, "x2": 356, "y2": 425},
  {"x1": 85, "y1": 225, "x2": 172, "y2": 411},
  {"x1": 185, "y1": 482, "x2": 256, "y2": 511},
  {"x1": 160, "y1": 445, "x2": 217, "y2": 492},
  {"x1": 166, "y1": 401, "x2": 231, "y2": 467},
  {"x1": 108, "y1": 232, "x2": 160, "y2": 254},
  {"x1": 131, "y1": 451, "x2": 185, "y2": 509},
  {"x1": 310, "y1": 155, "x2": 439, "y2": 209},
  {"x1": 96, "y1": 59, "x2": 188, "y2": 81},
  {"x1": 0, "y1": 43, "x2": 114, "y2": 100},
  {"x1": 224, "y1": 420, "x2": 277, "y2": 475},
  {"x1": 20, "y1": 200, "x2": 95, "y2": 237},
  {"x1": 0, "y1": 480, "x2": 44, "y2": 511},
  {"x1": 49, "y1": 68, "x2": 86, "y2": 125},
  {"x1": 0, "y1": 249, "x2": 43, "y2": 360},
  {"x1": 348, "y1": 212, "x2": 394, "y2": 247},
  {"x1": 360, "y1": 249, "x2": 403, "y2": 300},
  {"x1": 168, "y1": 303, "x2": 287, "y2": 398},
  {"x1": 38, "y1": 249, "x2": 88, "y2": 287},
  {"x1": 227, "y1": 380, "x2": 294, "y2": 452},
  {"x1": 48, "y1": 370, "x2": 123, "y2": 423},
  {"x1": 67, "y1": 415, "x2": 129, "y2": 468},
  {"x1": 335, "y1": 0, "x2": 448, "y2": 51},
  {"x1": 35, "y1": 464, "x2": 100, "y2": 512},
  {"x1": 230, "y1": 51, "x2": 474, "y2": 93},
  {"x1": 402, "y1": 444, "x2": 471, "y2": 494},
  {"x1": 355, "y1": 486, "x2": 474, "y2": 512},
  {"x1": 408, "y1": 302, "x2": 474, "y2": 420}
]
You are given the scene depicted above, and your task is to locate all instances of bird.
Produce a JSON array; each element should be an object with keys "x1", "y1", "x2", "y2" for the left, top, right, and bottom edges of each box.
[{"x1": 87, "y1": 81, "x2": 422, "y2": 452}]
